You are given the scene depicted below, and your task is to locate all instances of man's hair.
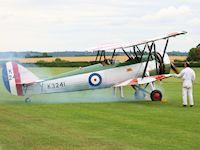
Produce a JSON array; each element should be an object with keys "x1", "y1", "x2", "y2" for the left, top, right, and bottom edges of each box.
[{"x1": 185, "y1": 61, "x2": 190, "y2": 67}]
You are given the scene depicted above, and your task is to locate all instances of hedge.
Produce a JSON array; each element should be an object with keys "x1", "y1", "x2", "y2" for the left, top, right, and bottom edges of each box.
[
  {"x1": 34, "y1": 61, "x2": 200, "y2": 68},
  {"x1": 2, "y1": 60, "x2": 200, "y2": 68},
  {"x1": 173, "y1": 62, "x2": 200, "y2": 67},
  {"x1": 34, "y1": 61, "x2": 98, "y2": 67}
]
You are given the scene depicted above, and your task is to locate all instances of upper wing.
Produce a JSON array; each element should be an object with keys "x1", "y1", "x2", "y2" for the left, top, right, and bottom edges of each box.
[
  {"x1": 90, "y1": 31, "x2": 187, "y2": 51},
  {"x1": 114, "y1": 74, "x2": 172, "y2": 87}
]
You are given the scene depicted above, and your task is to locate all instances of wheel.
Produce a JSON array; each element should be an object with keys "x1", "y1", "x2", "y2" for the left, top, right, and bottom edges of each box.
[
  {"x1": 134, "y1": 90, "x2": 146, "y2": 100},
  {"x1": 25, "y1": 97, "x2": 32, "y2": 103},
  {"x1": 150, "y1": 90, "x2": 162, "y2": 101}
]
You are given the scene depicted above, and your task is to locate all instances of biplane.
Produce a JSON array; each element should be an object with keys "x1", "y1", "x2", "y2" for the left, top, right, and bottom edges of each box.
[{"x1": 2, "y1": 31, "x2": 186, "y2": 102}]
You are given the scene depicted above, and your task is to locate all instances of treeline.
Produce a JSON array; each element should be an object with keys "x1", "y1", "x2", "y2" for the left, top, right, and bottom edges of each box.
[
  {"x1": 0, "y1": 51, "x2": 188, "y2": 58},
  {"x1": 0, "y1": 51, "x2": 103, "y2": 58},
  {"x1": 167, "y1": 51, "x2": 188, "y2": 56}
]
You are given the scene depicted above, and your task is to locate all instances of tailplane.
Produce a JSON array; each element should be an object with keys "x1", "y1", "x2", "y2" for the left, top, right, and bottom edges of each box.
[{"x1": 2, "y1": 62, "x2": 40, "y2": 96}]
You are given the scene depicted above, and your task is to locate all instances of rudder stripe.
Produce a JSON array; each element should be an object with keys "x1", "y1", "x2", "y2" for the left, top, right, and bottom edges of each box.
[
  {"x1": 12, "y1": 62, "x2": 23, "y2": 96},
  {"x1": 2, "y1": 64, "x2": 11, "y2": 92}
]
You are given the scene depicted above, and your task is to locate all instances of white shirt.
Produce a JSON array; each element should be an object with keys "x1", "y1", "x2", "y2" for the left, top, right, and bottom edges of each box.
[{"x1": 177, "y1": 67, "x2": 196, "y2": 88}]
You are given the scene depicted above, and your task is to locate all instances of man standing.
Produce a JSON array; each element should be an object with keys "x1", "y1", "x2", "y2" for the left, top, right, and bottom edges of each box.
[{"x1": 174, "y1": 62, "x2": 196, "y2": 107}]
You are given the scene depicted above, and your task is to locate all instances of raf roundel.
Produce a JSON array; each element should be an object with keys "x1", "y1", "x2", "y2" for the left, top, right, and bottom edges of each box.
[{"x1": 88, "y1": 73, "x2": 102, "y2": 86}]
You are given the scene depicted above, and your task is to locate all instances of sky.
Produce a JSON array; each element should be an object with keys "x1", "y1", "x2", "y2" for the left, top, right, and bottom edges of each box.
[{"x1": 0, "y1": 0, "x2": 200, "y2": 52}]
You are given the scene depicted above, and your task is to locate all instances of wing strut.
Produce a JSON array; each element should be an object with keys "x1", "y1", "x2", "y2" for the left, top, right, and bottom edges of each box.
[
  {"x1": 133, "y1": 47, "x2": 139, "y2": 61},
  {"x1": 142, "y1": 43, "x2": 154, "y2": 78},
  {"x1": 95, "y1": 50, "x2": 100, "y2": 61},
  {"x1": 153, "y1": 43, "x2": 159, "y2": 74},
  {"x1": 95, "y1": 50, "x2": 106, "y2": 62},
  {"x1": 138, "y1": 45, "x2": 147, "y2": 61},
  {"x1": 162, "y1": 38, "x2": 169, "y2": 59},
  {"x1": 111, "y1": 49, "x2": 116, "y2": 60},
  {"x1": 122, "y1": 48, "x2": 132, "y2": 60}
]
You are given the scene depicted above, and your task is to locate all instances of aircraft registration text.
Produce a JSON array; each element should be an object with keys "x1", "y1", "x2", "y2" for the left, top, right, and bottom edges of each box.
[{"x1": 47, "y1": 82, "x2": 66, "y2": 89}]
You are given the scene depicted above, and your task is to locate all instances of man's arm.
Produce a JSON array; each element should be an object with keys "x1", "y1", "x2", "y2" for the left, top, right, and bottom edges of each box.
[{"x1": 173, "y1": 69, "x2": 185, "y2": 78}]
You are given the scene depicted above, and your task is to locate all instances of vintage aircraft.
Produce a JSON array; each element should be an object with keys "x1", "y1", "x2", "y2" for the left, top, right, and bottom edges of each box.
[{"x1": 2, "y1": 31, "x2": 186, "y2": 102}]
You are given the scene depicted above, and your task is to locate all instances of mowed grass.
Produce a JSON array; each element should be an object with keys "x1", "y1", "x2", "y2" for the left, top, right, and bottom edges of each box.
[{"x1": 0, "y1": 67, "x2": 200, "y2": 150}]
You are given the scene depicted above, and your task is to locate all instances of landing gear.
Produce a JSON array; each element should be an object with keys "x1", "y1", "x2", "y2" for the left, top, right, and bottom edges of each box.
[
  {"x1": 134, "y1": 90, "x2": 146, "y2": 100},
  {"x1": 132, "y1": 85, "x2": 148, "y2": 100},
  {"x1": 150, "y1": 90, "x2": 162, "y2": 101},
  {"x1": 113, "y1": 86, "x2": 124, "y2": 98},
  {"x1": 25, "y1": 97, "x2": 32, "y2": 103},
  {"x1": 132, "y1": 83, "x2": 163, "y2": 101}
]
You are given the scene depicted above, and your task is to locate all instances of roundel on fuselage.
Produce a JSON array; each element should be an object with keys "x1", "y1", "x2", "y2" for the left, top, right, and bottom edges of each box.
[{"x1": 88, "y1": 73, "x2": 102, "y2": 86}]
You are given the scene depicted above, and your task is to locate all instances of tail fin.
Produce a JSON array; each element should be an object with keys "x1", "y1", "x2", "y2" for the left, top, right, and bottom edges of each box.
[{"x1": 2, "y1": 62, "x2": 40, "y2": 96}]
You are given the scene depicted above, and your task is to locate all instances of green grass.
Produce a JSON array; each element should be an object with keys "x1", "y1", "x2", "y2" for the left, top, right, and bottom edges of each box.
[{"x1": 0, "y1": 67, "x2": 200, "y2": 150}]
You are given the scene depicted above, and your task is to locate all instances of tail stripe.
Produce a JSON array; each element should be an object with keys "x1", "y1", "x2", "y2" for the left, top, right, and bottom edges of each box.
[
  {"x1": 6, "y1": 62, "x2": 17, "y2": 95},
  {"x1": 2, "y1": 64, "x2": 11, "y2": 92},
  {"x1": 12, "y1": 62, "x2": 23, "y2": 96}
]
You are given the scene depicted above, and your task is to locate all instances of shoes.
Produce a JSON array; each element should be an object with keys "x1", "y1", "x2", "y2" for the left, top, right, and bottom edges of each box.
[{"x1": 182, "y1": 105, "x2": 194, "y2": 107}]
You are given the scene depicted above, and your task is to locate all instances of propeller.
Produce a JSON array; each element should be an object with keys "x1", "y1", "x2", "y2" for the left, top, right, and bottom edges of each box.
[{"x1": 171, "y1": 63, "x2": 179, "y2": 74}]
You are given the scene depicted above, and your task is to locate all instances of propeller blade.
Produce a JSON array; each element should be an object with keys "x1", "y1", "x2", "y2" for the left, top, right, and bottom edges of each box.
[{"x1": 171, "y1": 63, "x2": 179, "y2": 74}]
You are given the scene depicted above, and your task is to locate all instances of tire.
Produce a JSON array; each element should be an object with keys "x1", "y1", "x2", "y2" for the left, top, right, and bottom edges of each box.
[
  {"x1": 150, "y1": 90, "x2": 162, "y2": 101},
  {"x1": 25, "y1": 98, "x2": 32, "y2": 103}
]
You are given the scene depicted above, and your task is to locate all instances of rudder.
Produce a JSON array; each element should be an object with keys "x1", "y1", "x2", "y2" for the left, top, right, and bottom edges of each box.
[{"x1": 2, "y1": 62, "x2": 40, "y2": 96}]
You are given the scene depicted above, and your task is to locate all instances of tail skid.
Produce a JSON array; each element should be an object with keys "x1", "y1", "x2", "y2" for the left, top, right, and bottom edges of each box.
[{"x1": 2, "y1": 62, "x2": 41, "y2": 96}]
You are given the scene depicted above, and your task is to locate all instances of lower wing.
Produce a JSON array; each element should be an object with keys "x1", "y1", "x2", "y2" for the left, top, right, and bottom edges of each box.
[{"x1": 114, "y1": 74, "x2": 172, "y2": 87}]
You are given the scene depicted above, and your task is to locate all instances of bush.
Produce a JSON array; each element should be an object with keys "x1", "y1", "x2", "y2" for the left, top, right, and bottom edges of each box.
[
  {"x1": 35, "y1": 60, "x2": 98, "y2": 67},
  {"x1": 55, "y1": 58, "x2": 62, "y2": 62}
]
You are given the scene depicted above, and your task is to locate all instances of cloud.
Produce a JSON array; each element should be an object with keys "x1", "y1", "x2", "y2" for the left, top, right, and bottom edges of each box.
[
  {"x1": 141, "y1": 6, "x2": 191, "y2": 22},
  {"x1": 0, "y1": 0, "x2": 199, "y2": 52},
  {"x1": 188, "y1": 18, "x2": 200, "y2": 26}
]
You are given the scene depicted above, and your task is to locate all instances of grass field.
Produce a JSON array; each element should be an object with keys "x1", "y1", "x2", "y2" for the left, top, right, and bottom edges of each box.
[{"x1": 0, "y1": 67, "x2": 200, "y2": 150}]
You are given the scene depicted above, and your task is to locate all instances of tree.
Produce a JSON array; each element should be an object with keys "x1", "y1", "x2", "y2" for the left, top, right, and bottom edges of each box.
[
  {"x1": 187, "y1": 48, "x2": 200, "y2": 61},
  {"x1": 42, "y1": 52, "x2": 48, "y2": 57},
  {"x1": 55, "y1": 58, "x2": 62, "y2": 62}
]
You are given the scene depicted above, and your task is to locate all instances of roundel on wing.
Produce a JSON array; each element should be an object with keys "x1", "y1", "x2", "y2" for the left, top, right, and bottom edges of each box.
[{"x1": 88, "y1": 73, "x2": 102, "y2": 86}]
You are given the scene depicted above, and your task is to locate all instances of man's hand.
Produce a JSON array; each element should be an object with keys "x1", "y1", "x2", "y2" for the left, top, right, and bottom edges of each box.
[{"x1": 171, "y1": 74, "x2": 178, "y2": 77}]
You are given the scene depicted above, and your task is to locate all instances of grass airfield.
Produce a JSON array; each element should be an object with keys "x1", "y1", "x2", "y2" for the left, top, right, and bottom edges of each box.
[{"x1": 0, "y1": 67, "x2": 200, "y2": 150}]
